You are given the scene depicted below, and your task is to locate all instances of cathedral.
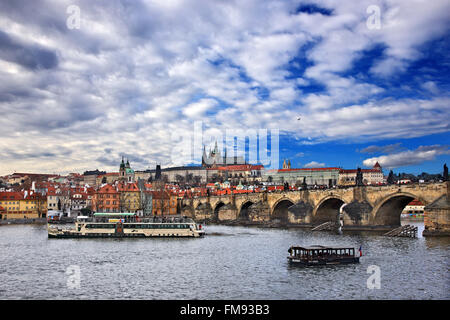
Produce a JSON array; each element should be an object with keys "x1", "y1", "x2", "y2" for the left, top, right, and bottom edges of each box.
[
  {"x1": 119, "y1": 157, "x2": 135, "y2": 183},
  {"x1": 201, "y1": 141, "x2": 246, "y2": 168},
  {"x1": 282, "y1": 159, "x2": 291, "y2": 169}
]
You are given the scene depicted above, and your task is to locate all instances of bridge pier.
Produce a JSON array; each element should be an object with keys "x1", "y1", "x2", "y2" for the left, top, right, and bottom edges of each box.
[
  {"x1": 341, "y1": 200, "x2": 372, "y2": 226},
  {"x1": 287, "y1": 201, "x2": 314, "y2": 224},
  {"x1": 217, "y1": 203, "x2": 238, "y2": 221},
  {"x1": 423, "y1": 181, "x2": 450, "y2": 236}
]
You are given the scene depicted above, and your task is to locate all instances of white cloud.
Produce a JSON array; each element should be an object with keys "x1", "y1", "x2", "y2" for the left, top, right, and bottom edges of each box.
[
  {"x1": 304, "y1": 161, "x2": 326, "y2": 168},
  {"x1": 0, "y1": 0, "x2": 449, "y2": 175},
  {"x1": 182, "y1": 99, "x2": 218, "y2": 118},
  {"x1": 363, "y1": 145, "x2": 450, "y2": 168}
]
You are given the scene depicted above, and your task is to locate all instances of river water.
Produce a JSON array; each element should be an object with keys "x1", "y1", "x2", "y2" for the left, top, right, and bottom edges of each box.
[{"x1": 0, "y1": 222, "x2": 448, "y2": 300}]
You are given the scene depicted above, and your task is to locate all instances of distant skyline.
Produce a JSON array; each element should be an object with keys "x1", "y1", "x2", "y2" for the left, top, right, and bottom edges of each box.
[{"x1": 0, "y1": 0, "x2": 449, "y2": 176}]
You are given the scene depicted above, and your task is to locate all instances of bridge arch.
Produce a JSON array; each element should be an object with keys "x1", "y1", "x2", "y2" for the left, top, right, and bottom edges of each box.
[
  {"x1": 181, "y1": 204, "x2": 195, "y2": 218},
  {"x1": 271, "y1": 198, "x2": 295, "y2": 222},
  {"x1": 312, "y1": 196, "x2": 346, "y2": 224},
  {"x1": 239, "y1": 201, "x2": 254, "y2": 220},
  {"x1": 372, "y1": 192, "x2": 427, "y2": 226},
  {"x1": 195, "y1": 201, "x2": 212, "y2": 217},
  {"x1": 213, "y1": 201, "x2": 226, "y2": 219}
]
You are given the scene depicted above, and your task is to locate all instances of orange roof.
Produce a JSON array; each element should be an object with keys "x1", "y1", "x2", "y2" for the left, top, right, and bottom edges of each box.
[
  {"x1": 0, "y1": 192, "x2": 23, "y2": 200},
  {"x1": 117, "y1": 182, "x2": 139, "y2": 192},
  {"x1": 339, "y1": 169, "x2": 381, "y2": 173},
  {"x1": 408, "y1": 199, "x2": 424, "y2": 206},
  {"x1": 150, "y1": 190, "x2": 172, "y2": 199},
  {"x1": 99, "y1": 172, "x2": 119, "y2": 177},
  {"x1": 97, "y1": 184, "x2": 118, "y2": 193}
]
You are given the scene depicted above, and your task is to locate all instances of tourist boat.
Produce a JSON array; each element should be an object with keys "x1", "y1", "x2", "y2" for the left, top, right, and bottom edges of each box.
[
  {"x1": 48, "y1": 213, "x2": 205, "y2": 238},
  {"x1": 287, "y1": 245, "x2": 360, "y2": 266}
]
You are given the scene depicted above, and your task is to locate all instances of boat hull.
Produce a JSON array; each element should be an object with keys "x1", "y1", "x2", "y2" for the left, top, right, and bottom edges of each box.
[
  {"x1": 288, "y1": 257, "x2": 359, "y2": 266},
  {"x1": 48, "y1": 228, "x2": 205, "y2": 239},
  {"x1": 48, "y1": 233, "x2": 204, "y2": 238}
]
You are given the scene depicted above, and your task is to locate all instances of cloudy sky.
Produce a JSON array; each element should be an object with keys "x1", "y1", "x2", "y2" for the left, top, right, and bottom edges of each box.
[{"x1": 0, "y1": 0, "x2": 449, "y2": 176}]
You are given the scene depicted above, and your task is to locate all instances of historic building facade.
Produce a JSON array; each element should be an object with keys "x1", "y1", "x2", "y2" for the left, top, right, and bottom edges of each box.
[
  {"x1": 262, "y1": 167, "x2": 340, "y2": 186},
  {"x1": 339, "y1": 162, "x2": 384, "y2": 186}
]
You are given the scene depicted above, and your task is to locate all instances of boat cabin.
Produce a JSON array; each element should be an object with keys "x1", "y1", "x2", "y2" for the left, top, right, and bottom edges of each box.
[{"x1": 287, "y1": 245, "x2": 359, "y2": 266}]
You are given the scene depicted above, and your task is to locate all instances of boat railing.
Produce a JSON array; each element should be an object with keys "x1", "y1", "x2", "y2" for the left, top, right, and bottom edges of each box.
[{"x1": 80, "y1": 216, "x2": 196, "y2": 224}]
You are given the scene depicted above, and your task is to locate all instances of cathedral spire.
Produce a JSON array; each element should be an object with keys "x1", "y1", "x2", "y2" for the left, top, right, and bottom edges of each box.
[{"x1": 202, "y1": 145, "x2": 207, "y2": 166}]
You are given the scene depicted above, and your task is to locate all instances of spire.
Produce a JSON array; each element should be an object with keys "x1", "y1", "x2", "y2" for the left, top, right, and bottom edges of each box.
[
  {"x1": 202, "y1": 145, "x2": 207, "y2": 166},
  {"x1": 155, "y1": 164, "x2": 162, "y2": 181}
]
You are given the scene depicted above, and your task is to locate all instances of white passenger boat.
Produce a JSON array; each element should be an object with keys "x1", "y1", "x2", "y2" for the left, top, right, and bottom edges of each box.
[{"x1": 48, "y1": 213, "x2": 205, "y2": 238}]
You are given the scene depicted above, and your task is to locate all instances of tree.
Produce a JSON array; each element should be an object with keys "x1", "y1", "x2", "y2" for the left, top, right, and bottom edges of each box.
[
  {"x1": 80, "y1": 207, "x2": 92, "y2": 216},
  {"x1": 140, "y1": 191, "x2": 153, "y2": 216},
  {"x1": 387, "y1": 170, "x2": 395, "y2": 184}
]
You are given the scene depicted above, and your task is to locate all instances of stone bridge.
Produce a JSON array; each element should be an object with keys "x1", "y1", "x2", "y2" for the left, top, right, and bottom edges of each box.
[{"x1": 180, "y1": 182, "x2": 450, "y2": 235}]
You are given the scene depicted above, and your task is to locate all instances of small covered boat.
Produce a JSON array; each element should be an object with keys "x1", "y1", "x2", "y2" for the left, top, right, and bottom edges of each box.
[{"x1": 287, "y1": 245, "x2": 360, "y2": 266}]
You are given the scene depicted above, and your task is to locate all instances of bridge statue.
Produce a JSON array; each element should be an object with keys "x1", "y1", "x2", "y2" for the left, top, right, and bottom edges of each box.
[
  {"x1": 301, "y1": 177, "x2": 307, "y2": 191},
  {"x1": 356, "y1": 167, "x2": 364, "y2": 186},
  {"x1": 444, "y1": 163, "x2": 448, "y2": 182}
]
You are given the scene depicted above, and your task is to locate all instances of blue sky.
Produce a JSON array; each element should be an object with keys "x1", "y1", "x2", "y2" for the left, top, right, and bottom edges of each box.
[{"x1": 0, "y1": 0, "x2": 449, "y2": 176}]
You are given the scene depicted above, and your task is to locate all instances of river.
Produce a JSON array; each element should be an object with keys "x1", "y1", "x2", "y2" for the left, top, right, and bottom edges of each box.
[{"x1": 0, "y1": 222, "x2": 448, "y2": 299}]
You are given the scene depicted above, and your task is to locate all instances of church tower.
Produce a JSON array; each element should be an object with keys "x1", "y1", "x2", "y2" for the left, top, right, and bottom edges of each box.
[
  {"x1": 119, "y1": 157, "x2": 134, "y2": 183},
  {"x1": 119, "y1": 156, "x2": 126, "y2": 181}
]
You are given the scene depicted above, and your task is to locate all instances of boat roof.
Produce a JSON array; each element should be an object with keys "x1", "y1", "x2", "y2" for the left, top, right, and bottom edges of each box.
[
  {"x1": 289, "y1": 245, "x2": 355, "y2": 250},
  {"x1": 93, "y1": 212, "x2": 136, "y2": 217}
]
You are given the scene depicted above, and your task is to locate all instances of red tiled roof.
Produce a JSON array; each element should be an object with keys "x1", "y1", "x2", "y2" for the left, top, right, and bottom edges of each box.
[
  {"x1": 407, "y1": 199, "x2": 424, "y2": 206},
  {"x1": 0, "y1": 192, "x2": 23, "y2": 200},
  {"x1": 99, "y1": 172, "x2": 119, "y2": 177},
  {"x1": 117, "y1": 182, "x2": 139, "y2": 192},
  {"x1": 97, "y1": 184, "x2": 118, "y2": 193},
  {"x1": 150, "y1": 190, "x2": 172, "y2": 199},
  {"x1": 12, "y1": 173, "x2": 59, "y2": 177},
  {"x1": 339, "y1": 169, "x2": 381, "y2": 173}
]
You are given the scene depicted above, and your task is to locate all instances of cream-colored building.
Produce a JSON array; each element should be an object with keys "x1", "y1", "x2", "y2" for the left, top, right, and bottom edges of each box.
[{"x1": 339, "y1": 162, "x2": 384, "y2": 186}]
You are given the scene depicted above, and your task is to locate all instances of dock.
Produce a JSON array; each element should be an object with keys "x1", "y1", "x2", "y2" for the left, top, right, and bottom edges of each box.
[{"x1": 383, "y1": 225, "x2": 418, "y2": 238}]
